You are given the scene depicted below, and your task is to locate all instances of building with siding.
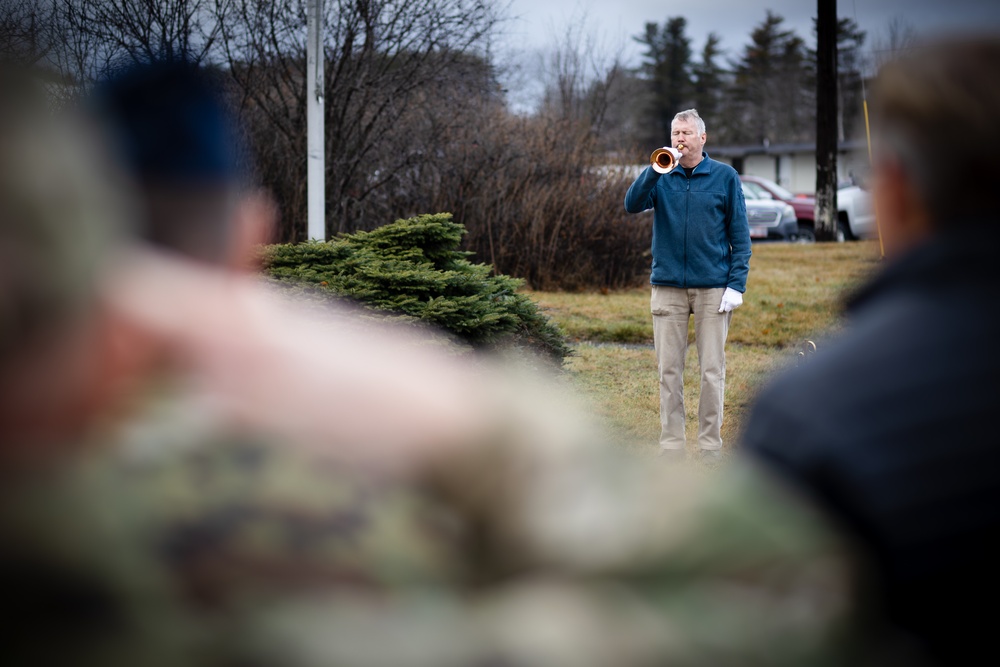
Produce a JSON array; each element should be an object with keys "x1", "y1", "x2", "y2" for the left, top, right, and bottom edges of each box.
[{"x1": 710, "y1": 139, "x2": 870, "y2": 195}]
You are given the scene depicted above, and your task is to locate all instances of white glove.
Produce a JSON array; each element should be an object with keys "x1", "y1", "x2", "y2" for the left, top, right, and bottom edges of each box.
[{"x1": 718, "y1": 287, "x2": 743, "y2": 313}]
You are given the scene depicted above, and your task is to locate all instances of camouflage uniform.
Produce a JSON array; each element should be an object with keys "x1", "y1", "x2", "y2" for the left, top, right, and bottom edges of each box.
[
  {"x1": 2, "y1": 384, "x2": 470, "y2": 666},
  {"x1": 4, "y1": 368, "x2": 872, "y2": 667}
]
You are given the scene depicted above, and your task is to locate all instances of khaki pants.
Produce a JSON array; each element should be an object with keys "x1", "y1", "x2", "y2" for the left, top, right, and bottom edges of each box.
[{"x1": 651, "y1": 286, "x2": 732, "y2": 452}]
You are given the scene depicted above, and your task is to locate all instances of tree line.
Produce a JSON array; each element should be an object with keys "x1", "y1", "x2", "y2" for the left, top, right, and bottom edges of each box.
[
  {"x1": 609, "y1": 11, "x2": 867, "y2": 151},
  {"x1": 2, "y1": 0, "x2": 878, "y2": 290}
]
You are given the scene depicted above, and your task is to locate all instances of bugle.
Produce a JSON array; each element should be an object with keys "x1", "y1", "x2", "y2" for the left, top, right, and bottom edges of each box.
[{"x1": 650, "y1": 146, "x2": 681, "y2": 174}]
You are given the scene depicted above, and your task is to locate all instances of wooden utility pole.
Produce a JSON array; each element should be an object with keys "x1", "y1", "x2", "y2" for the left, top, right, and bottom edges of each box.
[
  {"x1": 307, "y1": 0, "x2": 325, "y2": 240},
  {"x1": 815, "y1": 0, "x2": 838, "y2": 241}
]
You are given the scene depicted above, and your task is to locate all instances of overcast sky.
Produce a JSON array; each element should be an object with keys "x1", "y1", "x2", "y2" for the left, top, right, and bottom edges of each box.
[{"x1": 500, "y1": 0, "x2": 1000, "y2": 62}]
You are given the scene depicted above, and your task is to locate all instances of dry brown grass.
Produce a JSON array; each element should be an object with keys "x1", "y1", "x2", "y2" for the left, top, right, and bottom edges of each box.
[
  {"x1": 530, "y1": 241, "x2": 881, "y2": 459},
  {"x1": 565, "y1": 342, "x2": 796, "y2": 460},
  {"x1": 529, "y1": 241, "x2": 881, "y2": 347}
]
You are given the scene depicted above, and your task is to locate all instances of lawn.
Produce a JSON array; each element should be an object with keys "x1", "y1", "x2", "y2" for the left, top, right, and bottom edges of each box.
[{"x1": 528, "y1": 241, "x2": 882, "y2": 460}]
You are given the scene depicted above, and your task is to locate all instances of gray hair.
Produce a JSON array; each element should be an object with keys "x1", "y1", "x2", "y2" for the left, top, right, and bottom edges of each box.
[{"x1": 672, "y1": 109, "x2": 706, "y2": 135}]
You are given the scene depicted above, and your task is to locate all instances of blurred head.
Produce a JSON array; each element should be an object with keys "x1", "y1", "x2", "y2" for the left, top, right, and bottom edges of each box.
[
  {"x1": 671, "y1": 108, "x2": 707, "y2": 161},
  {"x1": 90, "y1": 59, "x2": 272, "y2": 268},
  {"x1": 869, "y1": 34, "x2": 1000, "y2": 255}
]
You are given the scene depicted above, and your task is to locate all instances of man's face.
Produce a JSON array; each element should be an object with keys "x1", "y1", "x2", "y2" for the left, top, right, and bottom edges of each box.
[{"x1": 671, "y1": 118, "x2": 706, "y2": 158}]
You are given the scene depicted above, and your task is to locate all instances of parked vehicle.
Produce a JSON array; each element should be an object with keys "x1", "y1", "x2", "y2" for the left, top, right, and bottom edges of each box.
[
  {"x1": 741, "y1": 174, "x2": 814, "y2": 222},
  {"x1": 739, "y1": 174, "x2": 878, "y2": 241},
  {"x1": 741, "y1": 182, "x2": 800, "y2": 242},
  {"x1": 836, "y1": 183, "x2": 877, "y2": 240}
]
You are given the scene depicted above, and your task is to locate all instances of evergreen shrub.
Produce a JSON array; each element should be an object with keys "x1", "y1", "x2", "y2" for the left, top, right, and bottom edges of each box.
[{"x1": 260, "y1": 213, "x2": 571, "y2": 364}]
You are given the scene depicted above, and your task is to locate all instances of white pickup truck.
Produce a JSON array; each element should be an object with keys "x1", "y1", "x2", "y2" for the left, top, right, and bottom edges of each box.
[{"x1": 836, "y1": 183, "x2": 878, "y2": 240}]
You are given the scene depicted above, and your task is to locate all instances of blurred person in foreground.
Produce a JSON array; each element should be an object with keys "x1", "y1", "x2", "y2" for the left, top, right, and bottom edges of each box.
[
  {"x1": 2, "y1": 60, "x2": 870, "y2": 666},
  {"x1": 0, "y1": 60, "x2": 496, "y2": 665},
  {"x1": 740, "y1": 34, "x2": 1000, "y2": 666},
  {"x1": 624, "y1": 109, "x2": 751, "y2": 462}
]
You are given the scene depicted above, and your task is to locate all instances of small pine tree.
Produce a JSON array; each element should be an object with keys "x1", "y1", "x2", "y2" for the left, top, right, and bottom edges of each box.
[{"x1": 260, "y1": 213, "x2": 571, "y2": 364}]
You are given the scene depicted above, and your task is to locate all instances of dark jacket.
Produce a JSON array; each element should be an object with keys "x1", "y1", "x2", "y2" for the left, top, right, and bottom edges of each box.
[
  {"x1": 624, "y1": 152, "x2": 751, "y2": 292},
  {"x1": 740, "y1": 231, "x2": 1000, "y2": 665}
]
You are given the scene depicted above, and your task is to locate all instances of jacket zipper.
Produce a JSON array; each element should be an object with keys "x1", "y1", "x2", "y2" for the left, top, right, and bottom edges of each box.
[{"x1": 683, "y1": 173, "x2": 691, "y2": 286}]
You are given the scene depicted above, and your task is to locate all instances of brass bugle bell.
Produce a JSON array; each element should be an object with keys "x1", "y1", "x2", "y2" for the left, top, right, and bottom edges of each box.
[{"x1": 650, "y1": 146, "x2": 681, "y2": 174}]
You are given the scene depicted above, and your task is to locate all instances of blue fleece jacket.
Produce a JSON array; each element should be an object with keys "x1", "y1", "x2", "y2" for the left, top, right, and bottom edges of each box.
[{"x1": 624, "y1": 152, "x2": 751, "y2": 292}]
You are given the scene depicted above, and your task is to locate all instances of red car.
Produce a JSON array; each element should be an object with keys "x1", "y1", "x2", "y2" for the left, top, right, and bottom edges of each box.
[{"x1": 739, "y1": 174, "x2": 815, "y2": 224}]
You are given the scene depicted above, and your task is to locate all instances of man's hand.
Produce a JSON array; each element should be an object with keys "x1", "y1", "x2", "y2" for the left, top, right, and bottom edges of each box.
[{"x1": 719, "y1": 287, "x2": 743, "y2": 313}]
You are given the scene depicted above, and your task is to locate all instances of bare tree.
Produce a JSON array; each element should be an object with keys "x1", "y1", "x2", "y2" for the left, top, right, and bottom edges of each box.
[
  {"x1": 411, "y1": 93, "x2": 649, "y2": 290},
  {"x1": 13, "y1": 0, "x2": 653, "y2": 288},
  {"x1": 217, "y1": 0, "x2": 503, "y2": 241},
  {"x1": 51, "y1": 0, "x2": 226, "y2": 92},
  {"x1": 593, "y1": 68, "x2": 647, "y2": 157},
  {"x1": 537, "y1": 12, "x2": 625, "y2": 139},
  {"x1": 0, "y1": 0, "x2": 59, "y2": 68},
  {"x1": 870, "y1": 16, "x2": 917, "y2": 71}
]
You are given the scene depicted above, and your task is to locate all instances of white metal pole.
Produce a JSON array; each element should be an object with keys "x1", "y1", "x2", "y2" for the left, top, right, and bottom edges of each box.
[{"x1": 306, "y1": 0, "x2": 325, "y2": 240}]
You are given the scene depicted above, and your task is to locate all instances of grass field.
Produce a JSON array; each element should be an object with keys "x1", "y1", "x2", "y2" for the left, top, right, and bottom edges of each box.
[{"x1": 528, "y1": 241, "x2": 882, "y2": 460}]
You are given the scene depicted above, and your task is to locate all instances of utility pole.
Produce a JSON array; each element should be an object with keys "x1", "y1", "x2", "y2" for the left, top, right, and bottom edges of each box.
[
  {"x1": 306, "y1": 0, "x2": 325, "y2": 240},
  {"x1": 815, "y1": 0, "x2": 838, "y2": 241}
]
